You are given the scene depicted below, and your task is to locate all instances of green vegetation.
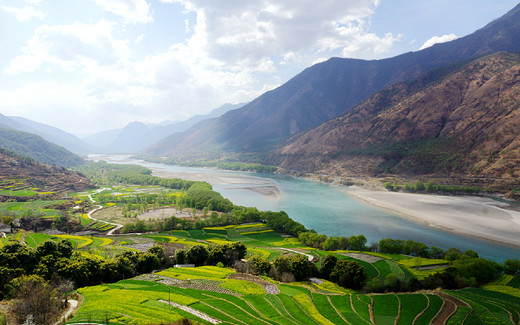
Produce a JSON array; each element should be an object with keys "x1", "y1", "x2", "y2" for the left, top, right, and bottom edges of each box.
[
  {"x1": 0, "y1": 129, "x2": 84, "y2": 167},
  {"x1": 383, "y1": 179, "x2": 487, "y2": 195},
  {"x1": 142, "y1": 156, "x2": 278, "y2": 173}
]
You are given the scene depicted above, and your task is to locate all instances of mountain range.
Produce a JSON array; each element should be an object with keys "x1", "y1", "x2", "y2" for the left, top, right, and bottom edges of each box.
[
  {"x1": 270, "y1": 52, "x2": 520, "y2": 187},
  {"x1": 83, "y1": 102, "x2": 244, "y2": 153},
  {"x1": 0, "y1": 113, "x2": 94, "y2": 155},
  {"x1": 146, "y1": 3, "x2": 520, "y2": 159}
]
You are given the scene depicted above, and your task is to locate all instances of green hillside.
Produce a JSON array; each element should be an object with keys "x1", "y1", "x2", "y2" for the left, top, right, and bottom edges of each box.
[{"x1": 0, "y1": 127, "x2": 84, "y2": 167}]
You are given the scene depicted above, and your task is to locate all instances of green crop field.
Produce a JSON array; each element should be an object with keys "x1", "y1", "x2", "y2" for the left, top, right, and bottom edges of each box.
[
  {"x1": 64, "y1": 265, "x2": 520, "y2": 325},
  {"x1": 2, "y1": 175, "x2": 519, "y2": 325}
]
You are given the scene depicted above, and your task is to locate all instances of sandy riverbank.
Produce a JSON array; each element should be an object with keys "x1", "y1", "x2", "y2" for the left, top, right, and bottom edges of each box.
[
  {"x1": 344, "y1": 187, "x2": 520, "y2": 247},
  {"x1": 88, "y1": 155, "x2": 282, "y2": 200},
  {"x1": 151, "y1": 166, "x2": 282, "y2": 200}
]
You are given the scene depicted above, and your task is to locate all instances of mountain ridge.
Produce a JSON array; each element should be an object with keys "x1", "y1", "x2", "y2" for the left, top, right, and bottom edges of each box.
[
  {"x1": 147, "y1": 3, "x2": 520, "y2": 156},
  {"x1": 2, "y1": 115, "x2": 96, "y2": 154},
  {"x1": 0, "y1": 127, "x2": 84, "y2": 168},
  {"x1": 270, "y1": 52, "x2": 520, "y2": 188},
  {"x1": 85, "y1": 102, "x2": 244, "y2": 153}
]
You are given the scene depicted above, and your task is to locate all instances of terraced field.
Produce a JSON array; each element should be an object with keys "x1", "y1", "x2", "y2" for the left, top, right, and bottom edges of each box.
[
  {"x1": 3, "y1": 223, "x2": 519, "y2": 325},
  {"x1": 66, "y1": 264, "x2": 520, "y2": 325}
]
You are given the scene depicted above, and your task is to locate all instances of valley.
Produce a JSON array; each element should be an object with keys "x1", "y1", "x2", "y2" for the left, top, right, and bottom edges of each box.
[{"x1": 2, "y1": 2, "x2": 520, "y2": 324}]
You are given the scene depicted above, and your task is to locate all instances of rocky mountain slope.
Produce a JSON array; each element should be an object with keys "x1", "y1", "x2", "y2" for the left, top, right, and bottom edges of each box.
[
  {"x1": 147, "y1": 3, "x2": 520, "y2": 156},
  {"x1": 0, "y1": 148, "x2": 94, "y2": 197},
  {"x1": 271, "y1": 52, "x2": 520, "y2": 188}
]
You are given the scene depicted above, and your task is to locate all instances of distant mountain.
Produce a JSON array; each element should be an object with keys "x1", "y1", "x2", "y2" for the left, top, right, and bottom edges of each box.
[
  {"x1": 0, "y1": 127, "x2": 84, "y2": 167},
  {"x1": 0, "y1": 148, "x2": 93, "y2": 196},
  {"x1": 82, "y1": 128, "x2": 122, "y2": 149},
  {"x1": 271, "y1": 52, "x2": 520, "y2": 186},
  {"x1": 147, "y1": 3, "x2": 520, "y2": 156},
  {"x1": 85, "y1": 102, "x2": 244, "y2": 153},
  {"x1": 0, "y1": 114, "x2": 96, "y2": 154}
]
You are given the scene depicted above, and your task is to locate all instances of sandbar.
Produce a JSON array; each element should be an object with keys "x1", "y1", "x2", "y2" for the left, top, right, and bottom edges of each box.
[
  {"x1": 151, "y1": 166, "x2": 281, "y2": 200},
  {"x1": 345, "y1": 187, "x2": 520, "y2": 247},
  {"x1": 89, "y1": 155, "x2": 282, "y2": 201}
]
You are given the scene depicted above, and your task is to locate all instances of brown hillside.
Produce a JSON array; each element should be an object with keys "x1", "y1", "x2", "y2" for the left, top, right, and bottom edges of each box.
[
  {"x1": 0, "y1": 150, "x2": 94, "y2": 199},
  {"x1": 272, "y1": 52, "x2": 520, "y2": 187}
]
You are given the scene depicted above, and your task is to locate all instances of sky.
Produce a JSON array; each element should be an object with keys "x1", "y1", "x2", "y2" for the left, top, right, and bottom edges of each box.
[{"x1": 0, "y1": 0, "x2": 518, "y2": 137}]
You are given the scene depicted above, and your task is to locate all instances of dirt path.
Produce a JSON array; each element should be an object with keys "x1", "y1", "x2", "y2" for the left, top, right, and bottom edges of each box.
[
  {"x1": 86, "y1": 188, "x2": 123, "y2": 235},
  {"x1": 431, "y1": 292, "x2": 467, "y2": 325},
  {"x1": 280, "y1": 248, "x2": 314, "y2": 261},
  {"x1": 53, "y1": 299, "x2": 78, "y2": 325}
]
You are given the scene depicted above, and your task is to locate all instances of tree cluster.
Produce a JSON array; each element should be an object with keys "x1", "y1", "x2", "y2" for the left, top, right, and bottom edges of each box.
[
  {"x1": 174, "y1": 242, "x2": 247, "y2": 267},
  {"x1": 383, "y1": 180, "x2": 483, "y2": 195},
  {"x1": 0, "y1": 239, "x2": 167, "y2": 300},
  {"x1": 298, "y1": 232, "x2": 367, "y2": 251},
  {"x1": 154, "y1": 158, "x2": 278, "y2": 173},
  {"x1": 122, "y1": 207, "x2": 308, "y2": 238},
  {"x1": 319, "y1": 255, "x2": 367, "y2": 289},
  {"x1": 422, "y1": 255, "x2": 501, "y2": 289},
  {"x1": 378, "y1": 238, "x2": 438, "y2": 258},
  {"x1": 178, "y1": 182, "x2": 233, "y2": 212}
]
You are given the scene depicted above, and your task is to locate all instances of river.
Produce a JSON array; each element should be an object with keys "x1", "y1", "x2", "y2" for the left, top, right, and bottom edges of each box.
[{"x1": 96, "y1": 155, "x2": 520, "y2": 262}]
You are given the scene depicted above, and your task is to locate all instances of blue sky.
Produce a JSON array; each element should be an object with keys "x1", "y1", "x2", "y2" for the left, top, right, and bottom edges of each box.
[{"x1": 0, "y1": 0, "x2": 518, "y2": 137}]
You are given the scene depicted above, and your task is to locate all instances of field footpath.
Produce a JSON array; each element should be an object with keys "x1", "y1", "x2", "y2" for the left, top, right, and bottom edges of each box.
[{"x1": 87, "y1": 188, "x2": 123, "y2": 235}]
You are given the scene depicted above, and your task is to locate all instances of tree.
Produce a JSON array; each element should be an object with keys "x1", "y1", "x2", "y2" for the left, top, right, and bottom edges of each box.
[
  {"x1": 186, "y1": 245, "x2": 208, "y2": 266},
  {"x1": 322, "y1": 237, "x2": 340, "y2": 251},
  {"x1": 504, "y1": 259, "x2": 520, "y2": 276},
  {"x1": 330, "y1": 260, "x2": 366, "y2": 289},
  {"x1": 248, "y1": 256, "x2": 271, "y2": 275},
  {"x1": 9, "y1": 275, "x2": 63, "y2": 325},
  {"x1": 444, "y1": 248, "x2": 462, "y2": 261},
  {"x1": 287, "y1": 254, "x2": 312, "y2": 281},
  {"x1": 320, "y1": 255, "x2": 338, "y2": 279},
  {"x1": 137, "y1": 253, "x2": 160, "y2": 274},
  {"x1": 175, "y1": 250, "x2": 187, "y2": 264},
  {"x1": 349, "y1": 235, "x2": 367, "y2": 251}
]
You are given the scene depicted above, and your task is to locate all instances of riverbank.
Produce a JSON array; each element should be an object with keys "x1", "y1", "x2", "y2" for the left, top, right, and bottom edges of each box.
[{"x1": 344, "y1": 186, "x2": 520, "y2": 248}]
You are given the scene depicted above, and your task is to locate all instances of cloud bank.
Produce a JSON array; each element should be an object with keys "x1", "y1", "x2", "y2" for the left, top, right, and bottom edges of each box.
[{"x1": 1, "y1": 0, "x2": 399, "y2": 136}]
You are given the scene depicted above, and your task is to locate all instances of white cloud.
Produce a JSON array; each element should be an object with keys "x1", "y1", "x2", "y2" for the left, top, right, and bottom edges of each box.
[
  {"x1": 1, "y1": 1, "x2": 402, "y2": 135},
  {"x1": 420, "y1": 33, "x2": 458, "y2": 50},
  {"x1": 0, "y1": 4, "x2": 44, "y2": 21},
  {"x1": 4, "y1": 21, "x2": 130, "y2": 75},
  {"x1": 89, "y1": 0, "x2": 153, "y2": 24},
  {"x1": 166, "y1": 0, "x2": 399, "y2": 65}
]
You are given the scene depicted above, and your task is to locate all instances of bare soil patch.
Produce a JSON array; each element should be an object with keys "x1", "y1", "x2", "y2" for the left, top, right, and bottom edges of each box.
[{"x1": 339, "y1": 252, "x2": 382, "y2": 263}]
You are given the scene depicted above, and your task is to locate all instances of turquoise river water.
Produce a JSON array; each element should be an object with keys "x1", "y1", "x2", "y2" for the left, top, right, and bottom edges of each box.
[{"x1": 103, "y1": 157, "x2": 520, "y2": 263}]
